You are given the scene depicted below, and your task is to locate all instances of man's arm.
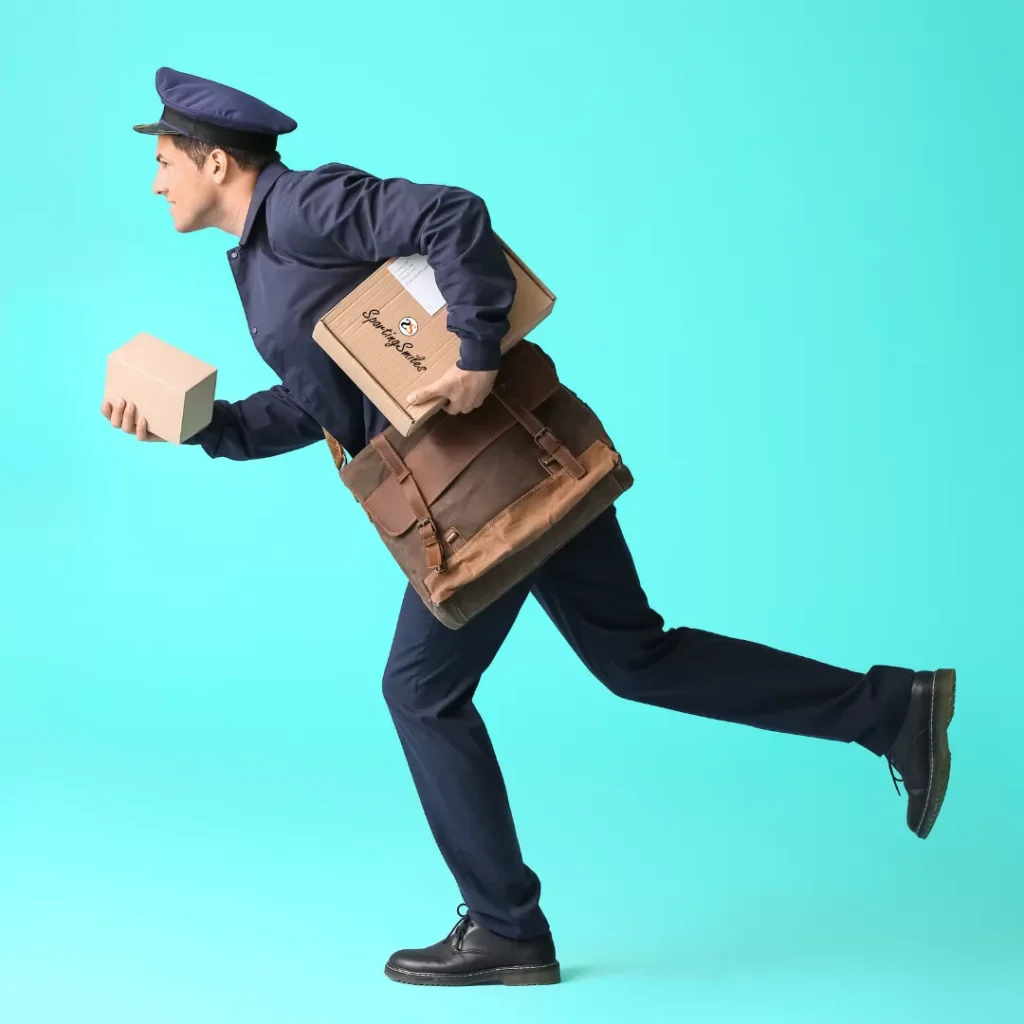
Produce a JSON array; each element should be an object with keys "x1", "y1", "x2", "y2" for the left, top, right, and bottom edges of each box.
[
  {"x1": 183, "y1": 384, "x2": 325, "y2": 460},
  {"x1": 271, "y1": 164, "x2": 517, "y2": 372}
]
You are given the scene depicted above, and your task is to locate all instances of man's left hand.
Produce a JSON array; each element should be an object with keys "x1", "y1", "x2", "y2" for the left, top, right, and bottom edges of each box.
[{"x1": 407, "y1": 364, "x2": 498, "y2": 415}]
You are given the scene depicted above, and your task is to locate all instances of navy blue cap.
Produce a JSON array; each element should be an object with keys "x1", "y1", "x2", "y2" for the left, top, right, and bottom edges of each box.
[{"x1": 133, "y1": 67, "x2": 297, "y2": 154}]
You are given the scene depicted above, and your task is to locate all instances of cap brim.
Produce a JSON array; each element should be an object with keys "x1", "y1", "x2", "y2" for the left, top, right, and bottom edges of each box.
[{"x1": 132, "y1": 120, "x2": 180, "y2": 136}]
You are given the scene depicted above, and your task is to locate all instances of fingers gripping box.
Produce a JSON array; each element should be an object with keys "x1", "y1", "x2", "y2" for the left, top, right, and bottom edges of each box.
[
  {"x1": 104, "y1": 333, "x2": 217, "y2": 444},
  {"x1": 311, "y1": 239, "x2": 555, "y2": 436}
]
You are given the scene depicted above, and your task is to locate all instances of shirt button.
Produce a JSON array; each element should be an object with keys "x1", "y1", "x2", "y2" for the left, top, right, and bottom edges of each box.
[
  {"x1": 229, "y1": 250, "x2": 239, "y2": 259},
  {"x1": 250, "y1": 327, "x2": 258, "y2": 336}
]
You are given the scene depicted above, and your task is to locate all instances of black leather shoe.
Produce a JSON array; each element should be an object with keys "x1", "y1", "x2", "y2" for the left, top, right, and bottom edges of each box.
[
  {"x1": 384, "y1": 906, "x2": 561, "y2": 987},
  {"x1": 886, "y1": 668, "x2": 956, "y2": 838}
]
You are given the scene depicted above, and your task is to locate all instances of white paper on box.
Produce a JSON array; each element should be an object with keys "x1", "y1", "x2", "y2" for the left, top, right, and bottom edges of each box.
[{"x1": 388, "y1": 254, "x2": 446, "y2": 315}]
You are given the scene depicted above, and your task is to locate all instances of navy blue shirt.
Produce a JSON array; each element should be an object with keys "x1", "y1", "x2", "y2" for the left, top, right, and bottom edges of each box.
[{"x1": 184, "y1": 159, "x2": 517, "y2": 460}]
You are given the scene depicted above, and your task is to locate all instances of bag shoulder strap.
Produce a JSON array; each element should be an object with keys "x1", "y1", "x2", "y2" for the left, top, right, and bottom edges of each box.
[{"x1": 323, "y1": 429, "x2": 347, "y2": 471}]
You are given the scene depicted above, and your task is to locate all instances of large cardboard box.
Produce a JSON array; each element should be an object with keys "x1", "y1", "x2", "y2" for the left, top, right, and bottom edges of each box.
[
  {"x1": 104, "y1": 333, "x2": 217, "y2": 444},
  {"x1": 312, "y1": 239, "x2": 554, "y2": 435}
]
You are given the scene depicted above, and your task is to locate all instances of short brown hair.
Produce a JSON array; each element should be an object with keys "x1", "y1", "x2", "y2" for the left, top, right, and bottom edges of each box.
[{"x1": 170, "y1": 134, "x2": 280, "y2": 173}]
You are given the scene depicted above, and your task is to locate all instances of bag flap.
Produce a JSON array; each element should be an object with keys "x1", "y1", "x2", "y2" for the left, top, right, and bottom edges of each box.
[{"x1": 363, "y1": 342, "x2": 559, "y2": 537}]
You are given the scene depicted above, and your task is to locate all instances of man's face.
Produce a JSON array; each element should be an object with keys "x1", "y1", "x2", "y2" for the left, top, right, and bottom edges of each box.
[{"x1": 151, "y1": 135, "x2": 219, "y2": 233}]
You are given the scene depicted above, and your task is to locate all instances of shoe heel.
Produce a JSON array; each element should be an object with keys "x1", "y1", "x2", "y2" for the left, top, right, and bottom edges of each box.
[{"x1": 500, "y1": 962, "x2": 561, "y2": 986}]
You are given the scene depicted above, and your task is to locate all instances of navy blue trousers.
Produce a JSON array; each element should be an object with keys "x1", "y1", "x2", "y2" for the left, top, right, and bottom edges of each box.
[{"x1": 381, "y1": 506, "x2": 914, "y2": 941}]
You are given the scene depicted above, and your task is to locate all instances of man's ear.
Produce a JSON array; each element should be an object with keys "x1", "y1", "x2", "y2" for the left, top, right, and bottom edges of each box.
[{"x1": 209, "y1": 148, "x2": 230, "y2": 183}]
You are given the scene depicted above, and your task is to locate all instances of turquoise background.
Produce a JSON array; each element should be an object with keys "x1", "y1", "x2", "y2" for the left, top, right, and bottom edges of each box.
[{"x1": 2, "y1": 1, "x2": 1022, "y2": 1021}]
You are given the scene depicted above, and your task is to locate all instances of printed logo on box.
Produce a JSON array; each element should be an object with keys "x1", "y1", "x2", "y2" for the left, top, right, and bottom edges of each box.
[{"x1": 360, "y1": 308, "x2": 429, "y2": 373}]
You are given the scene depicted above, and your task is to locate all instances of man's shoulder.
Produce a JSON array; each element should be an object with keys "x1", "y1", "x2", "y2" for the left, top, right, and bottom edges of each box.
[
  {"x1": 271, "y1": 161, "x2": 373, "y2": 203},
  {"x1": 263, "y1": 162, "x2": 375, "y2": 252}
]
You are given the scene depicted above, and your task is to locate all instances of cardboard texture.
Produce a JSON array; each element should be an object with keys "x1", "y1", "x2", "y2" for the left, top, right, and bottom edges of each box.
[
  {"x1": 312, "y1": 239, "x2": 555, "y2": 436},
  {"x1": 104, "y1": 333, "x2": 217, "y2": 444}
]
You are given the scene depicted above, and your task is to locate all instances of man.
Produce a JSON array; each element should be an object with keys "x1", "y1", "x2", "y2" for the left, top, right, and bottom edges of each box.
[{"x1": 102, "y1": 67, "x2": 956, "y2": 988}]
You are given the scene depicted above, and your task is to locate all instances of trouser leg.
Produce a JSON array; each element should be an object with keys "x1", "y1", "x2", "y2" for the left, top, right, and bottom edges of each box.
[
  {"x1": 381, "y1": 576, "x2": 551, "y2": 940},
  {"x1": 530, "y1": 507, "x2": 913, "y2": 754}
]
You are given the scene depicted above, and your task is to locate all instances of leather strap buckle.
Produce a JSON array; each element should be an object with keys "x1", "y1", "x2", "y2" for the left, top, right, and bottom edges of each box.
[
  {"x1": 533, "y1": 426, "x2": 560, "y2": 455},
  {"x1": 494, "y1": 386, "x2": 587, "y2": 479},
  {"x1": 417, "y1": 518, "x2": 445, "y2": 572}
]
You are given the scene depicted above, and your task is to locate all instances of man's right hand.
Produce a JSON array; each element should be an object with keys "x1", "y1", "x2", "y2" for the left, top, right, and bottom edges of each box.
[{"x1": 100, "y1": 398, "x2": 166, "y2": 442}]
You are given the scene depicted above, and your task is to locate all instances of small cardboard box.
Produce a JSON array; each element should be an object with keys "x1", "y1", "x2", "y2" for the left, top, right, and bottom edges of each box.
[
  {"x1": 104, "y1": 333, "x2": 217, "y2": 444},
  {"x1": 312, "y1": 238, "x2": 555, "y2": 435}
]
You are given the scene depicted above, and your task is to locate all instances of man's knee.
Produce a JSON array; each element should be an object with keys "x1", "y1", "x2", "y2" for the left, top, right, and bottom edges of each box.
[
  {"x1": 601, "y1": 662, "x2": 685, "y2": 707},
  {"x1": 593, "y1": 635, "x2": 684, "y2": 701},
  {"x1": 382, "y1": 664, "x2": 467, "y2": 720},
  {"x1": 598, "y1": 666, "x2": 642, "y2": 701},
  {"x1": 382, "y1": 665, "x2": 420, "y2": 715}
]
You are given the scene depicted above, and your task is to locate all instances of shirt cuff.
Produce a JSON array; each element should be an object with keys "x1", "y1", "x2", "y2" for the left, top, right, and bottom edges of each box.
[
  {"x1": 181, "y1": 418, "x2": 220, "y2": 453},
  {"x1": 456, "y1": 336, "x2": 502, "y2": 372}
]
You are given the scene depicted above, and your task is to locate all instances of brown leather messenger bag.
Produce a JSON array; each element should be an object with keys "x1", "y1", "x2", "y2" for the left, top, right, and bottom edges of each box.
[{"x1": 323, "y1": 340, "x2": 633, "y2": 629}]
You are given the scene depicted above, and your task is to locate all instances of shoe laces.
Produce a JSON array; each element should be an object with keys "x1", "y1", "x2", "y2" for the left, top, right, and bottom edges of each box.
[
  {"x1": 887, "y1": 756, "x2": 903, "y2": 796},
  {"x1": 450, "y1": 903, "x2": 472, "y2": 950}
]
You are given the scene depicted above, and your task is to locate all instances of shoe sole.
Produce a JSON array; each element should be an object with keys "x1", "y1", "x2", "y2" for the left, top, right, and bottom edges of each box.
[
  {"x1": 914, "y1": 668, "x2": 956, "y2": 839},
  {"x1": 384, "y1": 961, "x2": 561, "y2": 987}
]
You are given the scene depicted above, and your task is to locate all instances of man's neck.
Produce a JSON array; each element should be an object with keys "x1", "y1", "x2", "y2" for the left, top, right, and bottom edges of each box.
[{"x1": 213, "y1": 175, "x2": 259, "y2": 238}]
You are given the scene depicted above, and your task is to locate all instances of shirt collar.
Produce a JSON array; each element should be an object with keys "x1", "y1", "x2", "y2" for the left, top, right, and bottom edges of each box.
[{"x1": 238, "y1": 160, "x2": 289, "y2": 246}]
